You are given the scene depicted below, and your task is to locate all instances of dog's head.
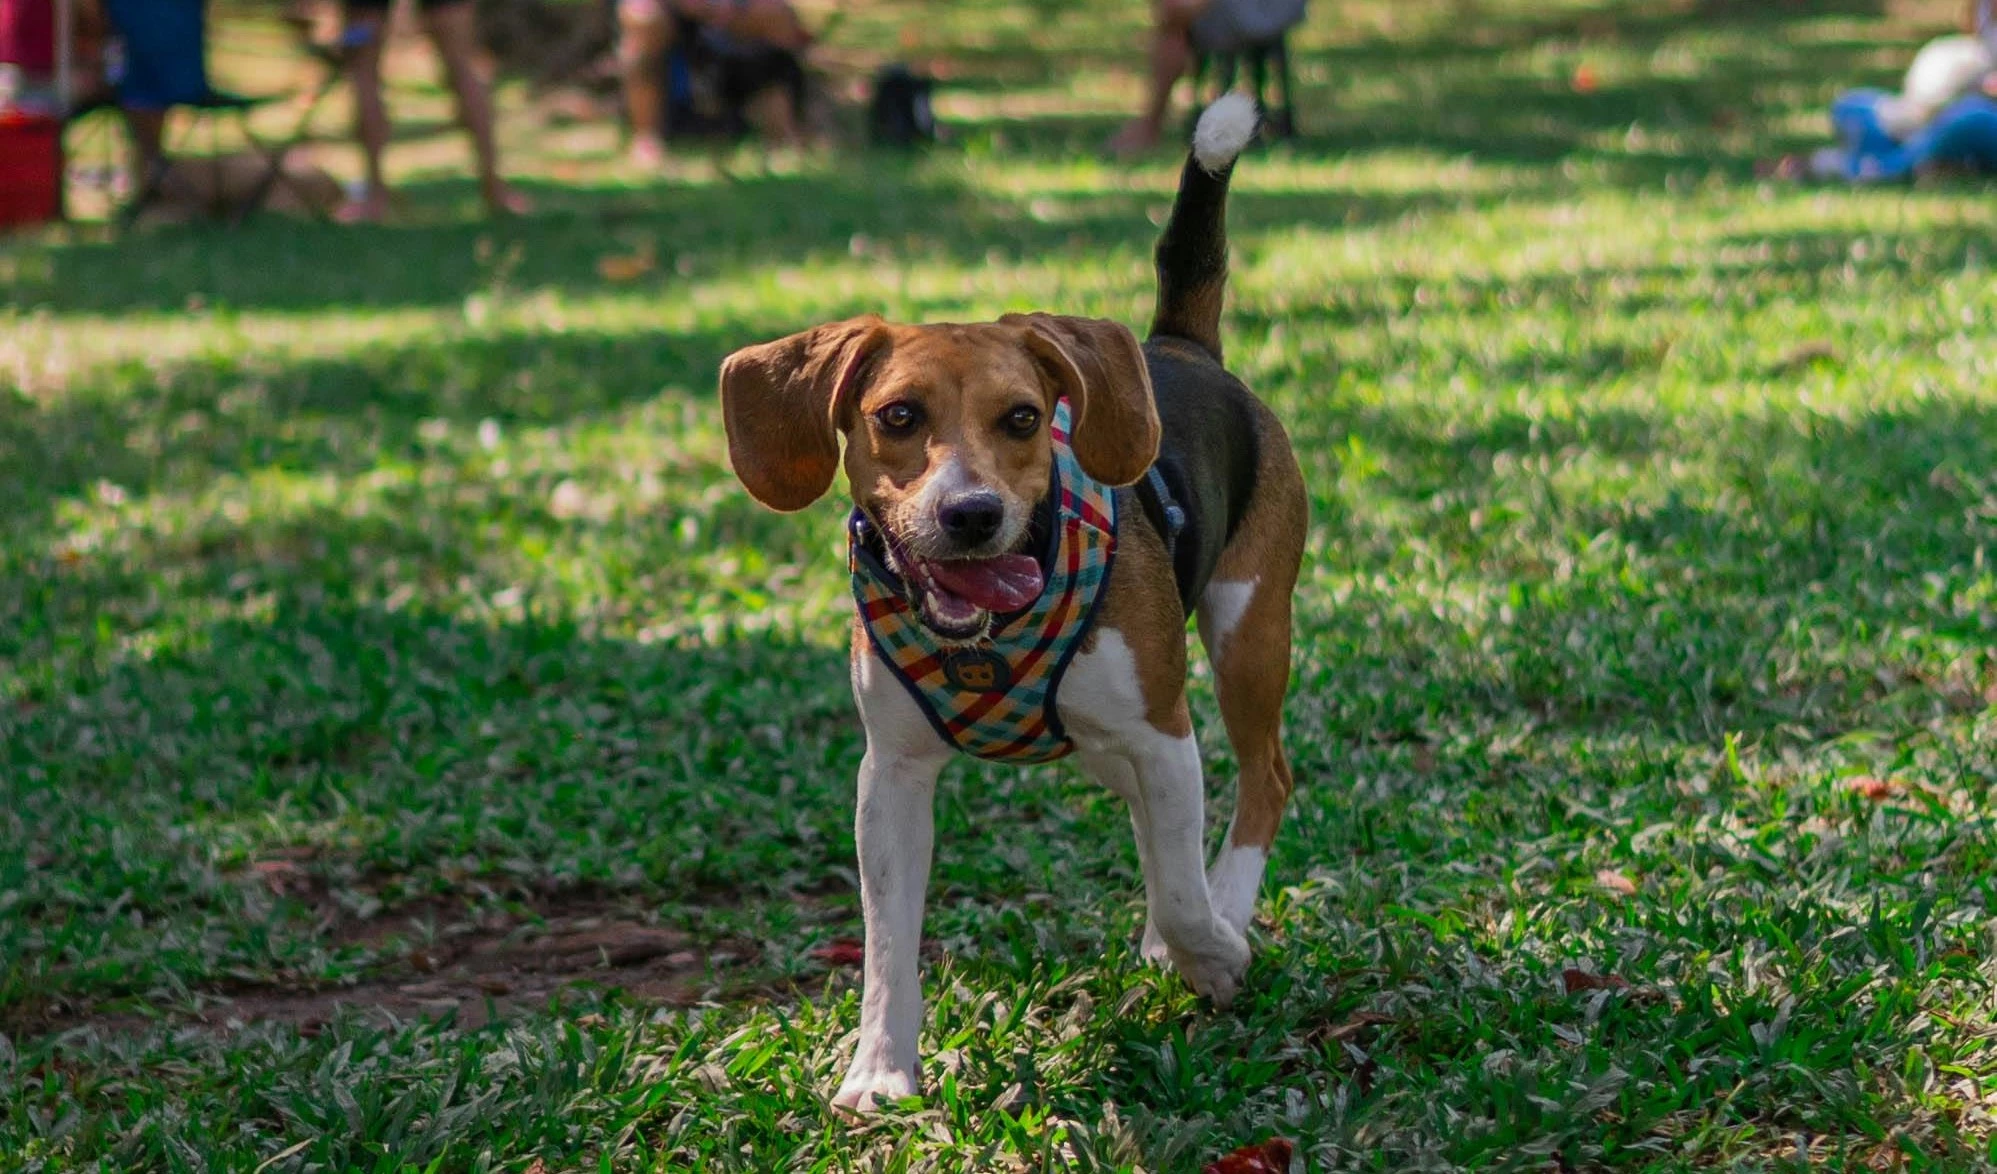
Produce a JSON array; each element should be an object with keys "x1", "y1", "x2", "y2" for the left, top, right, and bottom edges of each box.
[{"x1": 720, "y1": 314, "x2": 1158, "y2": 639}]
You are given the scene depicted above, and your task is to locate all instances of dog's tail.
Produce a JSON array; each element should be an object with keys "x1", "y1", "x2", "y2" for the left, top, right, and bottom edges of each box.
[{"x1": 1149, "y1": 92, "x2": 1257, "y2": 362}]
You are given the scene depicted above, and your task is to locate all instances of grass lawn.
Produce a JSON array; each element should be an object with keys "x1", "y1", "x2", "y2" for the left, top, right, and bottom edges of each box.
[{"x1": 6, "y1": 0, "x2": 1997, "y2": 1168}]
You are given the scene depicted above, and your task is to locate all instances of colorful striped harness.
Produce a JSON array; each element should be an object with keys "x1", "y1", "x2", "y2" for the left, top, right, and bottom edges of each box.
[{"x1": 850, "y1": 399, "x2": 1116, "y2": 764}]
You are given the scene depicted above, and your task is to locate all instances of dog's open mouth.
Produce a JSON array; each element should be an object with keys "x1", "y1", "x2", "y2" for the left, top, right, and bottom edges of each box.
[{"x1": 902, "y1": 554, "x2": 1043, "y2": 639}]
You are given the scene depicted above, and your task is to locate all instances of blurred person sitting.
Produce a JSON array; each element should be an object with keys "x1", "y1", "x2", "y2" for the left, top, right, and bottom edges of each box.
[
  {"x1": 1777, "y1": 4, "x2": 1997, "y2": 183},
  {"x1": 339, "y1": 0, "x2": 528, "y2": 222},
  {"x1": 614, "y1": 0, "x2": 812, "y2": 166}
]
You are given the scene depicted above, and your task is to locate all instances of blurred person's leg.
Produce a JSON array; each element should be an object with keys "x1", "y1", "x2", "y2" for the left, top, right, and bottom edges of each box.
[
  {"x1": 99, "y1": 0, "x2": 208, "y2": 182},
  {"x1": 1109, "y1": 0, "x2": 1212, "y2": 158},
  {"x1": 121, "y1": 110, "x2": 168, "y2": 179},
  {"x1": 617, "y1": 0, "x2": 671, "y2": 166},
  {"x1": 744, "y1": 80, "x2": 802, "y2": 147},
  {"x1": 422, "y1": 0, "x2": 530, "y2": 214},
  {"x1": 339, "y1": 0, "x2": 393, "y2": 221}
]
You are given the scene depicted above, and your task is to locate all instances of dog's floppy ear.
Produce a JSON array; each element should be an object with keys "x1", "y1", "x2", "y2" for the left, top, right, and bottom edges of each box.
[
  {"x1": 1004, "y1": 313, "x2": 1160, "y2": 486},
  {"x1": 720, "y1": 316, "x2": 890, "y2": 511}
]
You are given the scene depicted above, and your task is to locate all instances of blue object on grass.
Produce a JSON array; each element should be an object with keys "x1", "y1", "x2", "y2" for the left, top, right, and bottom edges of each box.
[{"x1": 1823, "y1": 86, "x2": 1997, "y2": 182}]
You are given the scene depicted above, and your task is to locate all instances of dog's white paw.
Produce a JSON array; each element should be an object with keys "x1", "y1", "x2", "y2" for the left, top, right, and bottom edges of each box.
[
  {"x1": 1173, "y1": 922, "x2": 1250, "y2": 1007},
  {"x1": 1139, "y1": 919, "x2": 1250, "y2": 1007},
  {"x1": 832, "y1": 1064, "x2": 918, "y2": 1114}
]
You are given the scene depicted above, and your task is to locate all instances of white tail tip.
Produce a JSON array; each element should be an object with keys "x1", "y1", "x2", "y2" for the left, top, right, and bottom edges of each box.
[{"x1": 1192, "y1": 93, "x2": 1260, "y2": 173}]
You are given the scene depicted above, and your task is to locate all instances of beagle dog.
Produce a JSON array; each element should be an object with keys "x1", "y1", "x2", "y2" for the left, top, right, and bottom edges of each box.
[{"x1": 719, "y1": 94, "x2": 1306, "y2": 1111}]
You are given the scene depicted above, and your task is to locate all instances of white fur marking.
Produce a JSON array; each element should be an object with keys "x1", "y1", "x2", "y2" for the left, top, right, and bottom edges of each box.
[
  {"x1": 1192, "y1": 93, "x2": 1260, "y2": 174},
  {"x1": 1200, "y1": 578, "x2": 1257, "y2": 663},
  {"x1": 836, "y1": 644, "x2": 952, "y2": 1111}
]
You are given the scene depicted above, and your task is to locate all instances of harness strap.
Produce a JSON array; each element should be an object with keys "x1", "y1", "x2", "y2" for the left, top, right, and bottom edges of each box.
[{"x1": 1143, "y1": 464, "x2": 1188, "y2": 561}]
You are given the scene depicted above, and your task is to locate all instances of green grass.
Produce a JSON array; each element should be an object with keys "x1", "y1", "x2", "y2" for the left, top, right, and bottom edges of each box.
[{"x1": 6, "y1": 0, "x2": 1997, "y2": 1169}]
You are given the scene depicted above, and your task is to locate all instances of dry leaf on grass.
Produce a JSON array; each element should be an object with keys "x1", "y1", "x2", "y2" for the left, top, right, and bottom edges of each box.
[
  {"x1": 1595, "y1": 869, "x2": 1638, "y2": 896},
  {"x1": 1319, "y1": 1011, "x2": 1394, "y2": 1042},
  {"x1": 1202, "y1": 1137, "x2": 1294, "y2": 1174},
  {"x1": 250, "y1": 860, "x2": 313, "y2": 896},
  {"x1": 595, "y1": 243, "x2": 655, "y2": 282},
  {"x1": 1773, "y1": 340, "x2": 1838, "y2": 372},
  {"x1": 1846, "y1": 776, "x2": 1898, "y2": 801},
  {"x1": 1562, "y1": 968, "x2": 1630, "y2": 994}
]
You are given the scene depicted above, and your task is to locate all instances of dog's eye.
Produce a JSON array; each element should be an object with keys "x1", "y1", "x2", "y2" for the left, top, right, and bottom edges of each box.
[
  {"x1": 1002, "y1": 405, "x2": 1042, "y2": 438},
  {"x1": 874, "y1": 402, "x2": 921, "y2": 435}
]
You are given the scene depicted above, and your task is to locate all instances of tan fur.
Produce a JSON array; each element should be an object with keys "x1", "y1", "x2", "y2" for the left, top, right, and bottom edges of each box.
[
  {"x1": 722, "y1": 316, "x2": 1159, "y2": 534},
  {"x1": 842, "y1": 325, "x2": 1059, "y2": 547},
  {"x1": 1000, "y1": 314, "x2": 1161, "y2": 487},
  {"x1": 720, "y1": 317, "x2": 889, "y2": 512},
  {"x1": 1202, "y1": 406, "x2": 1308, "y2": 851},
  {"x1": 1088, "y1": 508, "x2": 1194, "y2": 737}
]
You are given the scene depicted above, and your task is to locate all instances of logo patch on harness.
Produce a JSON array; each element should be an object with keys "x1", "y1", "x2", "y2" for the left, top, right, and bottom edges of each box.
[{"x1": 943, "y1": 649, "x2": 1011, "y2": 693}]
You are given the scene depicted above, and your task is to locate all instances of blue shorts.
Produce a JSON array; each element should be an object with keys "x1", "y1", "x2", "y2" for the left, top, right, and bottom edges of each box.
[{"x1": 101, "y1": 0, "x2": 208, "y2": 111}]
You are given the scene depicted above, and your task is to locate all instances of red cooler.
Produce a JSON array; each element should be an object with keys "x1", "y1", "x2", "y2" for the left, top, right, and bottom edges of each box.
[{"x1": 0, "y1": 111, "x2": 63, "y2": 226}]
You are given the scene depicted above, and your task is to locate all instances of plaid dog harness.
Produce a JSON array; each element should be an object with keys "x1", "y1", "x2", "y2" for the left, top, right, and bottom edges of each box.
[{"x1": 850, "y1": 399, "x2": 1117, "y2": 764}]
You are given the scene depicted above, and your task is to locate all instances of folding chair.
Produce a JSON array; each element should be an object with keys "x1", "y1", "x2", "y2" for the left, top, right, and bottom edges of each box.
[
  {"x1": 280, "y1": 9, "x2": 376, "y2": 156},
  {"x1": 82, "y1": 0, "x2": 323, "y2": 225}
]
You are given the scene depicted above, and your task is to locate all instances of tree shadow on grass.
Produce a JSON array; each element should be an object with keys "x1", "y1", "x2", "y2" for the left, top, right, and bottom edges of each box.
[
  {"x1": 0, "y1": 587, "x2": 857, "y2": 1027},
  {"x1": 1295, "y1": 390, "x2": 1997, "y2": 755},
  {"x1": 0, "y1": 320, "x2": 771, "y2": 571}
]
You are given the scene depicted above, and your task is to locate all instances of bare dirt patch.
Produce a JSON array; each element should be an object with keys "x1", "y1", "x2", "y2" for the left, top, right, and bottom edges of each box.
[
  {"x1": 15, "y1": 882, "x2": 765, "y2": 1040},
  {"x1": 203, "y1": 908, "x2": 752, "y2": 1034}
]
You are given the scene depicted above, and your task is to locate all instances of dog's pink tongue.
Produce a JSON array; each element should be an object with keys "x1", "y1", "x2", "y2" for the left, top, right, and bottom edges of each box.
[{"x1": 926, "y1": 556, "x2": 1043, "y2": 612}]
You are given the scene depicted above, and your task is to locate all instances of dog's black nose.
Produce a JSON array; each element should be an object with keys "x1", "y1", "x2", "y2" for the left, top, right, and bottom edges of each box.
[{"x1": 938, "y1": 493, "x2": 1004, "y2": 545}]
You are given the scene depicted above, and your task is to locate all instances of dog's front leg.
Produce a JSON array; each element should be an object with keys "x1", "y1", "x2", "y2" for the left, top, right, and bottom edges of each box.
[{"x1": 832, "y1": 675, "x2": 948, "y2": 1111}]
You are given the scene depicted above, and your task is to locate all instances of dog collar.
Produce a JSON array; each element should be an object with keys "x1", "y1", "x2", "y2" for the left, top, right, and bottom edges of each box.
[{"x1": 849, "y1": 398, "x2": 1117, "y2": 764}]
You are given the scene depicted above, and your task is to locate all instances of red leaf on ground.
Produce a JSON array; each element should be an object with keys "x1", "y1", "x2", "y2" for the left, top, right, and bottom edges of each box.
[
  {"x1": 1562, "y1": 968, "x2": 1630, "y2": 994},
  {"x1": 1846, "y1": 776, "x2": 1897, "y2": 801},
  {"x1": 810, "y1": 939, "x2": 865, "y2": 967},
  {"x1": 1202, "y1": 1137, "x2": 1294, "y2": 1174}
]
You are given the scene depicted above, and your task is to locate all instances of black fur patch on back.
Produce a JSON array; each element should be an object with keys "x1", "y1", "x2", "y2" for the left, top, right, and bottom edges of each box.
[{"x1": 1130, "y1": 342, "x2": 1261, "y2": 613}]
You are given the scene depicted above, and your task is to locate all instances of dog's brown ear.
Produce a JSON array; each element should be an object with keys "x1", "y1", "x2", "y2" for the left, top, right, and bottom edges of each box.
[
  {"x1": 720, "y1": 316, "x2": 890, "y2": 511},
  {"x1": 1005, "y1": 313, "x2": 1160, "y2": 486}
]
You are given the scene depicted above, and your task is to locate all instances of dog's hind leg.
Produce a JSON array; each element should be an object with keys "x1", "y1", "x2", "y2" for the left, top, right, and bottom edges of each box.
[
  {"x1": 1079, "y1": 712, "x2": 1250, "y2": 1008},
  {"x1": 1196, "y1": 425, "x2": 1307, "y2": 934},
  {"x1": 1065, "y1": 625, "x2": 1248, "y2": 1006}
]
